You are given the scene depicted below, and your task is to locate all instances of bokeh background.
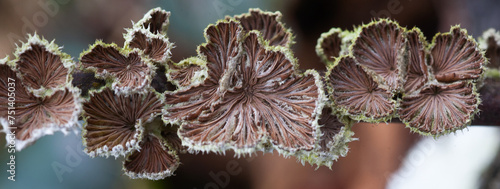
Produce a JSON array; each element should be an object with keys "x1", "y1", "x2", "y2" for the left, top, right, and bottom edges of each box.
[{"x1": 0, "y1": 0, "x2": 499, "y2": 189}]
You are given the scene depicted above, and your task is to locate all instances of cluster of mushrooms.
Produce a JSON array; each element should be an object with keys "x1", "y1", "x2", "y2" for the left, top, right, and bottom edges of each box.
[{"x1": 0, "y1": 8, "x2": 498, "y2": 180}]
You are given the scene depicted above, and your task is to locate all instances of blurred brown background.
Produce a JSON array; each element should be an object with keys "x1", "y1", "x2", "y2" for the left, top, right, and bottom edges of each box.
[{"x1": 0, "y1": 0, "x2": 499, "y2": 189}]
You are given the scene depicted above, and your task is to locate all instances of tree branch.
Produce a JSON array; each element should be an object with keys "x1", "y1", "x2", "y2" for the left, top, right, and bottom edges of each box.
[{"x1": 472, "y1": 78, "x2": 500, "y2": 126}]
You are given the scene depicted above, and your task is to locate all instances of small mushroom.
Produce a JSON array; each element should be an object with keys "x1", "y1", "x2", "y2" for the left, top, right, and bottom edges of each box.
[
  {"x1": 296, "y1": 107, "x2": 354, "y2": 167},
  {"x1": 429, "y1": 27, "x2": 485, "y2": 83},
  {"x1": 231, "y1": 8, "x2": 293, "y2": 47},
  {"x1": 166, "y1": 19, "x2": 325, "y2": 156},
  {"x1": 1, "y1": 46, "x2": 81, "y2": 151},
  {"x1": 123, "y1": 134, "x2": 179, "y2": 180},
  {"x1": 399, "y1": 81, "x2": 479, "y2": 135},
  {"x1": 13, "y1": 34, "x2": 75, "y2": 97},
  {"x1": 79, "y1": 42, "x2": 155, "y2": 94},
  {"x1": 478, "y1": 29, "x2": 500, "y2": 77},
  {"x1": 82, "y1": 88, "x2": 163, "y2": 157},
  {"x1": 327, "y1": 56, "x2": 395, "y2": 122},
  {"x1": 316, "y1": 28, "x2": 357, "y2": 67},
  {"x1": 0, "y1": 35, "x2": 80, "y2": 151},
  {"x1": 404, "y1": 28, "x2": 429, "y2": 93},
  {"x1": 124, "y1": 28, "x2": 172, "y2": 63},
  {"x1": 167, "y1": 58, "x2": 206, "y2": 88},
  {"x1": 352, "y1": 19, "x2": 406, "y2": 91},
  {"x1": 123, "y1": 117, "x2": 181, "y2": 180},
  {"x1": 133, "y1": 7, "x2": 171, "y2": 36}
]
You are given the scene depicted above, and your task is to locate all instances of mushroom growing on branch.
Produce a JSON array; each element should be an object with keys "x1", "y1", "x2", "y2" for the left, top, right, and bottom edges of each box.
[
  {"x1": 319, "y1": 19, "x2": 485, "y2": 136},
  {"x1": 0, "y1": 34, "x2": 81, "y2": 151}
]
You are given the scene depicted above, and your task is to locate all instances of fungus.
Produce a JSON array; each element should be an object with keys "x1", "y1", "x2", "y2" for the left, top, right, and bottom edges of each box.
[
  {"x1": 351, "y1": 19, "x2": 406, "y2": 91},
  {"x1": 13, "y1": 34, "x2": 74, "y2": 97},
  {"x1": 122, "y1": 117, "x2": 180, "y2": 180},
  {"x1": 124, "y1": 28, "x2": 172, "y2": 63},
  {"x1": 78, "y1": 8, "x2": 183, "y2": 179},
  {"x1": 231, "y1": 8, "x2": 293, "y2": 47},
  {"x1": 479, "y1": 29, "x2": 500, "y2": 77},
  {"x1": 133, "y1": 8, "x2": 171, "y2": 36},
  {"x1": 316, "y1": 28, "x2": 356, "y2": 67},
  {"x1": 320, "y1": 20, "x2": 485, "y2": 135},
  {"x1": 79, "y1": 42, "x2": 155, "y2": 93},
  {"x1": 429, "y1": 27, "x2": 484, "y2": 83},
  {"x1": 167, "y1": 58, "x2": 206, "y2": 88},
  {"x1": 123, "y1": 134, "x2": 179, "y2": 180},
  {"x1": 82, "y1": 87, "x2": 181, "y2": 178},
  {"x1": 316, "y1": 108, "x2": 350, "y2": 155},
  {"x1": 0, "y1": 35, "x2": 81, "y2": 151},
  {"x1": 296, "y1": 107, "x2": 354, "y2": 167},
  {"x1": 165, "y1": 19, "x2": 325, "y2": 155},
  {"x1": 317, "y1": 28, "x2": 342, "y2": 64},
  {"x1": 82, "y1": 88, "x2": 163, "y2": 157},
  {"x1": 0, "y1": 6, "x2": 490, "y2": 180},
  {"x1": 399, "y1": 26, "x2": 485, "y2": 135},
  {"x1": 399, "y1": 81, "x2": 479, "y2": 135},
  {"x1": 466, "y1": 29, "x2": 499, "y2": 125},
  {"x1": 164, "y1": 20, "x2": 242, "y2": 123},
  {"x1": 404, "y1": 28, "x2": 429, "y2": 92},
  {"x1": 326, "y1": 56, "x2": 395, "y2": 122},
  {"x1": 122, "y1": 9, "x2": 174, "y2": 93}
]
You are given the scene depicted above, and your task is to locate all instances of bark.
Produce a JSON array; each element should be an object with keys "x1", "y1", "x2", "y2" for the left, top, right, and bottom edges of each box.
[{"x1": 473, "y1": 78, "x2": 500, "y2": 126}]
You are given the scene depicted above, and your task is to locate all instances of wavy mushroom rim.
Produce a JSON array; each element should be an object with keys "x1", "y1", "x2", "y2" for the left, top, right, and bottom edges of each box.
[
  {"x1": 79, "y1": 40, "x2": 157, "y2": 94},
  {"x1": 326, "y1": 55, "x2": 397, "y2": 123},
  {"x1": 398, "y1": 81, "x2": 480, "y2": 137},
  {"x1": 122, "y1": 134, "x2": 180, "y2": 180},
  {"x1": 428, "y1": 26, "x2": 486, "y2": 83},
  {"x1": 132, "y1": 7, "x2": 171, "y2": 36},
  {"x1": 170, "y1": 31, "x2": 325, "y2": 157},
  {"x1": 4, "y1": 88, "x2": 82, "y2": 151},
  {"x1": 166, "y1": 57, "x2": 208, "y2": 89},
  {"x1": 316, "y1": 28, "x2": 357, "y2": 68},
  {"x1": 230, "y1": 8, "x2": 294, "y2": 48},
  {"x1": 82, "y1": 88, "x2": 164, "y2": 158},
  {"x1": 123, "y1": 27, "x2": 173, "y2": 64},
  {"x1": 404, "y1": 27, "x2": 430, "y2": 94},
  {"x1": 295, "y1": 106, "x2": 356, "y2": 168},
  {"x1": 12, "y1": 33, "x2": 76, "y2": 97},
  {"x1": 350, "y1": 18, "x2": 407, "y2": 92}
]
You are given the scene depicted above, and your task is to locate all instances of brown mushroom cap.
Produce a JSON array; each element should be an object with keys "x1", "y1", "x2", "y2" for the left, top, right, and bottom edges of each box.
[
  {"x1": 327, "y1": 56, "x2": 395, "y2": 121},
  {"x1": 83, "y1": 88, "x2": 163, "y2": 157},
  {"x1": 123, "y1": 134, "x2": 179, "y2": 180},
  {"x1": 404, "y1": 29, "x2": 429, "y2": 93},
  {"x1": 352, "y1": 20, "x2": 406, "y2": 91},
  {"x1": 317, "y1": 108, "x2": 345, "y2": 153},
  {"x1": 126, "y1": 29, "x2": 172, "y2": 63},
  {"x1": 167, "y1": 59, "x2": 203, "y2": 88},
  {"x1": 1, "y1": 65, "x2": 79, "y2": 150},
  {"x1": 1, "y1": 38, "x2": 80, "y2": 151},
  {"x1": 17, "y1": 44, "x2": 69, "y2": 91},
  {"x1": 430, "y1": 27, "x2": 484, "y2": 83},
  {"x1": 399, "y1": 81, "x2": 478, "y2": 135},
  {"x1": 317, "y1": 29, "x2": 342, "y2": 63},
  {"x1": 232, "y1": 8, "x2": 292, "y2": 47},
  {"x1": 170, "y1": 30, "x2": 322, "y2": 154},
  {"x1": 165, "y1": 21, "x2": 242, "y2": 122},
  {"x1": 137, "y1": 8, "x2": 170, "y2": 35},
  {"x1": 80, "y1": 43, "x2": 154, "y2": 93}
]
